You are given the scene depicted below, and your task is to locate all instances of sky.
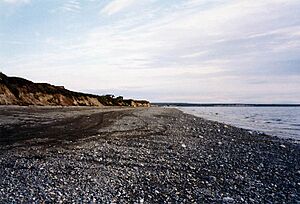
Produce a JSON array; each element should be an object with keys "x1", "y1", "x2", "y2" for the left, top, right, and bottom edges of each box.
[{"x1": 0, "y1": 0, "x2": 300, "y2": 103}]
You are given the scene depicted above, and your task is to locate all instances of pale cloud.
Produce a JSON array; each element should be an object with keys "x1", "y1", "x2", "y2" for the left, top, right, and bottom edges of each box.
[
  {"x1": 2, "y1": 0, "x2": 30, "y2": 4},
  {"x1": 94, "y1": 0, "x2": 299, "y2": 70},
  {"x1": 101, "y1": 0, "x2": 137, "y2": 15},
  {"x1": 2, "y1": 0, "x2": 300, "y2": 102},
  {"x1": 61, "y1": 0, "x2": 81, "y2": 13}
]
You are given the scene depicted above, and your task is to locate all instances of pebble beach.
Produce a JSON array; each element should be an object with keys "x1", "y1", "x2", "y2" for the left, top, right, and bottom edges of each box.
[{"x1": 0, "y1": 106, "x2": 299, "y2": 203}]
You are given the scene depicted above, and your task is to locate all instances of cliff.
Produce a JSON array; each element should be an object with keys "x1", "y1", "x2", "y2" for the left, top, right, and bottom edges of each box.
[{"x1": 0, "y1": 72, "x2": 150, "y2": 107}]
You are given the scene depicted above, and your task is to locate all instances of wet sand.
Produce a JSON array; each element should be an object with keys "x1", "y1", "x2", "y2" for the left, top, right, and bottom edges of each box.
[{"x1": 0, "y1": 106, "x2": 299, "y2": 203}]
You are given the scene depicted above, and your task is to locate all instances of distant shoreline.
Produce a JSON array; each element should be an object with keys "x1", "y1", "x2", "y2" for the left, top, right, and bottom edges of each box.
[{"x1": 152, "y1": 103, "x2": 300, "y2": 107}]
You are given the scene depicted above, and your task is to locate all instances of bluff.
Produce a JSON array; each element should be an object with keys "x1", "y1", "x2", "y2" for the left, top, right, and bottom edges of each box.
[{"x1": 0, "y1": 72, "x2": 150, "y2": 107}]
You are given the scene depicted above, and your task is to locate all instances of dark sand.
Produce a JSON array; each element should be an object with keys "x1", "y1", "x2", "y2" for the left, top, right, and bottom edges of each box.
[{"x1": 0, "y1": 106, "x2": 299, "y2": 203}]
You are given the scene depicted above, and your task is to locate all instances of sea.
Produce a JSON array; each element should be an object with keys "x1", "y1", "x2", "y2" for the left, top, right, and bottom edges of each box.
[{"x1": 178, "y1": 107, "x2": 300, "y2": 141}]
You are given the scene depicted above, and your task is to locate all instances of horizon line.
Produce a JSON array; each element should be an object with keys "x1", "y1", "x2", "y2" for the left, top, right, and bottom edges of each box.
[{"x1": 151, "y1": 102, "x2": 300, "y2": 107}]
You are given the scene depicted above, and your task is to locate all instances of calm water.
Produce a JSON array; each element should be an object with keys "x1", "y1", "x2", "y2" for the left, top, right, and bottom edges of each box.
[{"x1": 179, "y1": 107, "x2": 300, "y2": 141}]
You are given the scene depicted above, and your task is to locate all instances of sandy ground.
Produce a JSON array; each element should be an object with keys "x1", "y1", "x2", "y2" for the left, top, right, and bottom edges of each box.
[{"x1": 0, "y1": 106, "x2": 299, "y2": 203}]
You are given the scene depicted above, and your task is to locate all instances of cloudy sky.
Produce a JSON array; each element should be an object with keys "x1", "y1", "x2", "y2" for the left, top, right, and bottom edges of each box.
[{"x1": 0, "y1": 0, "x2": 300, "y2": 103}]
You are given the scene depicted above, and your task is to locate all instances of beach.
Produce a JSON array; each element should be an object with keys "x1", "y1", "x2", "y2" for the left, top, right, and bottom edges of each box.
[{"x1": 0, "y1": 106, "x2": 299, "y2": 203}]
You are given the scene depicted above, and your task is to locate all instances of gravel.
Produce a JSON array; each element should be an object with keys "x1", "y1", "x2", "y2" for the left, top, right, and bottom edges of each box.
[{"x1": 0, "y1": 107, "x2": 299, "y2": 203}]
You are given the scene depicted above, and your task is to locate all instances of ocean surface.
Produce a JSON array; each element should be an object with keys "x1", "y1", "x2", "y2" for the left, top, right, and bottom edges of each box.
[{"x1": 179, "y1": 107, "x2": 300, "y2": 141}]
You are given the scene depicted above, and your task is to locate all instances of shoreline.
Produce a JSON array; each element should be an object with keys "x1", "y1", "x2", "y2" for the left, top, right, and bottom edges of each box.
[
  {"x1": 177, "y1": 106, "x2": 300, "y2": 143},
  {"x1": 0, "y1": 107, "x2": 299, "y2": 203}
]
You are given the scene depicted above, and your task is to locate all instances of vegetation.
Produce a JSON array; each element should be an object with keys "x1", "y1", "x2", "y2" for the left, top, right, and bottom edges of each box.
[{"x1": 0, "y1": 72, "x2": 150, "y2": 107}]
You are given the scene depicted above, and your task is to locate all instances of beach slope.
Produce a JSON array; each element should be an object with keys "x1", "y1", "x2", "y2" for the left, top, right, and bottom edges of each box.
[{"x1": 0, "y1": 107, "x2": 299, "y2": 203}]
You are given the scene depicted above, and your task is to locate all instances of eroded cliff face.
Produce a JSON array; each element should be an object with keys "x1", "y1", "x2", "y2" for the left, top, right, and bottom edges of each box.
[
  {"x1": 0, "y1": 72, "x2": 150, "y2": 107},
  {"x1": 0, "y1": 83, "x2": 18, "y2": 105}
]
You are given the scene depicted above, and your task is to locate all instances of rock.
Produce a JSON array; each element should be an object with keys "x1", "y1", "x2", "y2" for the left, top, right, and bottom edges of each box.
[
  {"x1": 0, "y1": 106, "x2": 299, "y2": 203},
  {"x1": 208, "y1": 176, "x2": 217, "y2": 182},
  {"x1": 222, "y1": 197, "x2": 234, "y2": 203}
]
